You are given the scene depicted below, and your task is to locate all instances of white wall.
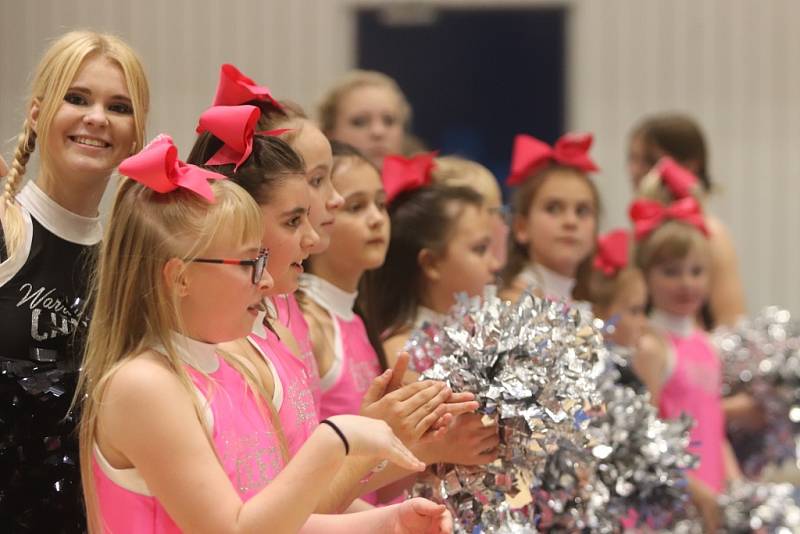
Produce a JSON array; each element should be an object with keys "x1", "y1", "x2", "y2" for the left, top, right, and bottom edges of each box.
[{"x1": 1, "y1": 0, "x2": 797, "y2": 314}]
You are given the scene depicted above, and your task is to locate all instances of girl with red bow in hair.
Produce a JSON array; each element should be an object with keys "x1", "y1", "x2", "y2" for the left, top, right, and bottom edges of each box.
[
  {"x1": 78, "y1": 136, "x2": 454, "y2": 534},
  {"x1": 194, "y1": 64, "x2": 345, "y2": 448},
  {"x1": 629, "y1": 191, "x2": 742, "y2": 532},
  {"x1": 500, "y1": 133, "x2": 600, "y2": 309},
  {"x1": 192, "y1": 105, "x2": 476, "y2": 511},
  {"x1": 629, "y1": 114, "x2": 746, "y2": 330},
  {"x1": 358, "y1": 152, "x2": 501, "y2": 470},
  {"x1": 188, "y1": 104, "x2": 321, "y2": 460},
  {"x1": 429, "y1": 156, "x2": 509, "y2": 270},
  {"x1": 295, "y1": 144, "x2": 482, "y2": 506},
  {"x1": 588, "y1": 229, "x2": 648, "y2": 388}
]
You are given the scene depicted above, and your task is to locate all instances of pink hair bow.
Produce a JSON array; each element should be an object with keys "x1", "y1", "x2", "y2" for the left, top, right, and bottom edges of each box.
[
  {"x1": 629, "y1": 197, "x2": 709, "y2": 241},
  {"x1": 593, "y1": 229, "x2": 630, "y2": 276},
  {"x1": 118, "y1": 134, "x2": 225, "y2": 202},
  {"x1": 506, "y1": 132, "x2": 599, "y2": 186},
  {"x1": 382, "y1": 152, "x2": 438, "y2": 205},
  {"x1": 195, "y1": 105, "x2": 290, "y2": 170},
  {"x1": 212, "y1": 63, "x2": 283, "y2": 109},
  {"x1": 655, "y1": 157, "x2": 699, "y2": 199}
]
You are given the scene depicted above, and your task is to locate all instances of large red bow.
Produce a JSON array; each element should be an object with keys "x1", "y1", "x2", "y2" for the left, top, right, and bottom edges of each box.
[
  {"x1": 196, "y1": 105, "x2": 290, "y2": 170},
  {"x1": 506, "y1": 132, "x2": 599, "y2": 186},
  {"x1": 593, "y1": 229, "x2": 630, "y2": 276},
  {"x1": 629, "y1": 197, "x2": 709, "y2": 241},
  {"x1": 382, "y1": 152, "x2": 437, "y2": 204},
  {"x1": 655, "y1": 157, "x2": 698, "y2": 199},
  {"x1": 118, "y1": 134, "x2": 225, "y2": 202},
  {"x1": 212, "y1": 64, "x2": 283, "y2": 109}
]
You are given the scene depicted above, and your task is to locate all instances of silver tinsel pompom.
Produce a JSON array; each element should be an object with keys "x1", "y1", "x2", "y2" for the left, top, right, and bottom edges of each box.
[
  {"x1": 719, "y1": 481, "x2": 800, "y2": 533},
  {"x1": 713, "y1": 306, "x2": 800, "y2": 477},
  {"x1": 407, "y1": 287, "x2": 696, "y2": 533}
]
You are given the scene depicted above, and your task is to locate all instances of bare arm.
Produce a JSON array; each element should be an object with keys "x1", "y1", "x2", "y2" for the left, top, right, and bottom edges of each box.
[
  {"x1": 632, "y1": 331, "x2": 670, "y2": 407},
  {"x1": 706, "y1": 216, "x2": 747, "y2": 327},
  {"x1": 300, "y1": 498, "x2": 452, "y2": 534},
  {"x1": 722, "y1": 438, "x2": 743, "y2": 482},
  {"x1": 98, "y1": 353, "x2": 425, "y2": 534}
]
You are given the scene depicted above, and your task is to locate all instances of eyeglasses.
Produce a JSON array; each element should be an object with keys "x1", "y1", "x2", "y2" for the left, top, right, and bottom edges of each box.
[{"x1": 191, "y1": 248, "x2": 269, "y2": 284}]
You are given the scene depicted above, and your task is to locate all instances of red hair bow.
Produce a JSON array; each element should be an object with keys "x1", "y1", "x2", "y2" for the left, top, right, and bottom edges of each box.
[
  {"x1": 382, "y1": 152, "x2": 437, "y2": 204},
  {"x1": 506, "y1": 132, "x2": 599, "y2": 186},
  {"x1": 655, "y1": 157, "x2": 698, "y2": 199},
  {"x1": 119, "y1": 134, "x2": 226, "y2": 202},
  {"x1": 593, "y1": 229, "x2": 630, "y2": 276},
  {"x1": 629, "y1": 197, "x2": 709, "y2": 241},
  {"x1": 196, "y1": 105, "x2": 290, "y2": 170},
  {"x1": 212, "y1": 64, "x2": 283, "y2": 109}
]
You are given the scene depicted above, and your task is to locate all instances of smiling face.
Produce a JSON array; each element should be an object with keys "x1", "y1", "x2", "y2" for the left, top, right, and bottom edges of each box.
[{"x1": 36, "y1": 54, "x2": 136, "y2": 185}]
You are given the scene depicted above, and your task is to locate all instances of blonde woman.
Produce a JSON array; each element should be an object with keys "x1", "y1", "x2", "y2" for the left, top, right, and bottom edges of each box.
[
  {"x1": 0, "y1": 31, "x2": 149, "y2": 531},
  {"x1": 317, "y1": 70, "x2": 411, "y2": 169}
]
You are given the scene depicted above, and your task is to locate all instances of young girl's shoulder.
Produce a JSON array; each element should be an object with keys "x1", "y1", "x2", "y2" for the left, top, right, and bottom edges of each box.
[
  {"x1": 637, "y1": 328, "x2": 670, "y2": 362},
  {"x1": 97, "y1": 350, "x2": 199, "y2": 458},
  {"x1": 103, "y1": 350, "x2": 186, "y2": 404}
]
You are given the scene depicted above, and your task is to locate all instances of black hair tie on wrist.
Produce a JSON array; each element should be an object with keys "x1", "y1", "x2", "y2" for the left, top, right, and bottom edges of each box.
[{"x1": 320, "y1": 419, "x2": 350, "y2": 455}]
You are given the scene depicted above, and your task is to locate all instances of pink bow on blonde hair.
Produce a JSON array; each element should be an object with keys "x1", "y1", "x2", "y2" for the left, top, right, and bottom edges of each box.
[
  {"x1": 382, "y1": 152, "x2": 438, "y2": 205},
  {"x1": 196, "y1": 105, "x2": 290, "y2": 170},
  {"x1": 118, "y1": 134, "x2": 226, "y2": 202},
  {"x1": 654, "y1": 157, "x2": 699, "y2": 199},
  {"x1": 593, "y1": 229, "x2": 630, "y2": 276},
  {"x1": 212, "y1": 63, "x2": 283, "y2": 109},
  {"x1": 629, "y1": 197, "x2": 709, "y2": 241},
  {"x1": 506, "y1": 132, "x2": 599, "y2": 186}
]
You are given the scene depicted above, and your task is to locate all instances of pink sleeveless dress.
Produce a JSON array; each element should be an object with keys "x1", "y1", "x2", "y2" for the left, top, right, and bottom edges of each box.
[
  {"x1": 248, "y1": 318, "x2": 318, "y2": 456},
  {"x1": 273, "y1": 293, "x2": 322, "y2": 419},
  {"x1": 299, "y1": 274, "x2": 383, "y2": 505},
  {"x1": 656, "y1": 323, "x2": 726, "y2": 493},
  {"x1": 93, "y1": 335, "x2": 285, "y2": 532},
  {"x1": 298, "y1": 275, "x2": 382, "y2": 420}
]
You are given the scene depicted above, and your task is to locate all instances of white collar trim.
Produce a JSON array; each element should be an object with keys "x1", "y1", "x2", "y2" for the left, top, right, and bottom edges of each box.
[
  {"x1": 299, "y1": 273, "x2": 356, "y2": 320},
  {"x1": 163, "y1": 331, "x2": 219, "y2": 373},
  {"x1": 518, "y1": 262, "x2": 575, "y2": 301},
  {"x1": 17, "y1": 181, "x2": 102, "y2": 245},
  {"x1": 650, "y1": 309, "x2": 695, "y2": 338}
]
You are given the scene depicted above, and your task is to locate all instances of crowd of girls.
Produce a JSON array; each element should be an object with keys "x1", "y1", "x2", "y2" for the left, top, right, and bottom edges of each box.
[{"x1": 0, "y1": 30, "x2": 758, "y2": 534}]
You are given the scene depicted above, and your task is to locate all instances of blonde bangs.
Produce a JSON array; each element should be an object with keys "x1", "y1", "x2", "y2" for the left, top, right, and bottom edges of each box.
[
  {"x1": 635, "y1": 220, "x2": 709, "y2": 273},
  {"x1": 201, "y1": 180, "x2": 264, "y2": 254}
]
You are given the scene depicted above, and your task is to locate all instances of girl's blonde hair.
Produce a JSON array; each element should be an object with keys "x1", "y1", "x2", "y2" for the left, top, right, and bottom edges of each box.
[
  {"x1": 2, "y1": 30, "x2": 150, "y2": 256},
  {"x1": 430, "y1": 156, "x2": 500, "y2": 205},
  {"x1": 316, "y1": 70, "x2": 411, "y2": 135},
  {"x1": 634, "y1": 220, "x2": 710, "y2": 275},
  {"x1": 77, "y1": 179, "x2": 286, "y2": 532},
  {"x1": 637, "y1": 164, "x2": 705, "y2": 205}
]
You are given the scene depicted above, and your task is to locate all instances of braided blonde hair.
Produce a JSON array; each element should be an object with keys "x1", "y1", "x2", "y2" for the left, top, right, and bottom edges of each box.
[{"x1": 1, "y1": 30, "x2": 149, "y2": 256}]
